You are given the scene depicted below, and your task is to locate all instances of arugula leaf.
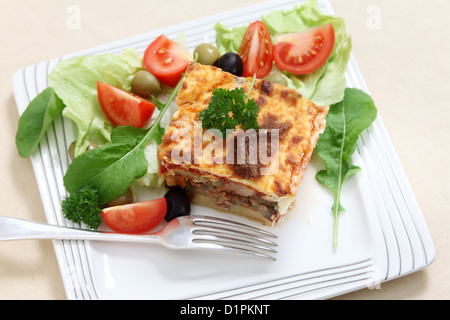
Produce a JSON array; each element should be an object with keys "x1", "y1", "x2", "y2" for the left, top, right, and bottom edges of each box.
[
  {"x1": 110, "y1": 126, "x2": 147, "y2": 145},
  {"x1": 63, "y1": 73, "x2": 185, "y2": 205},
  {"x1": 151, "y1": 95, "x2": 166, "y2": 111},
  {"x1": 63, "y1": 143, "x2": 148, "y2": 205},
  {"x1": 199, "y1": 76, "x2": 259, "y2": 138},
  {"x1": 315, "y1": 88, "x2": 377, "y2": 247},
  {"x1": 16, "y1": 87, "x2": 66, "y2": 158}
]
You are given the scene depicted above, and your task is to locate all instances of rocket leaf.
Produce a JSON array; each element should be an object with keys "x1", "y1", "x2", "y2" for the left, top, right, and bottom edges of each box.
[
  {"x1": 315, "y1": 88, "x2": 377, "y2": 247},
  {"x1": 15, "y1": 88, "x2": 66, "y2": 158},
  {"x1": 63, "y1": 143, "x2": 148, "y2": 205}
]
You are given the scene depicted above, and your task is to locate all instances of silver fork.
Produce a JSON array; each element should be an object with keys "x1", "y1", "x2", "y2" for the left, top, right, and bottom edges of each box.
[{"x1": 0, "y1": 215, "x2": 278, "y2": 260}]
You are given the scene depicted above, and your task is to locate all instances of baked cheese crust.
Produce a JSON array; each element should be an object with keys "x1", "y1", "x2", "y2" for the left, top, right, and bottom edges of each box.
[{"x1": 159, "y1": 63, "x2": 328, "y2": 224}]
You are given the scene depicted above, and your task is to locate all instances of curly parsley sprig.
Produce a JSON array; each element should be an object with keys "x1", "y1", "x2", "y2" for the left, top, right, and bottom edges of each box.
[
  {"x1": 61, "y1": 185, "x2": 103, "y2": 230},
  {"x1": 199, "y1": 75, "x2": 259, "y2": 138}
]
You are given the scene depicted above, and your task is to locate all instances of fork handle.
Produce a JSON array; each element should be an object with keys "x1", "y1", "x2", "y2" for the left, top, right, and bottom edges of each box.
[{"x1": 0, "y1": 217, "x2": 161, "y2": 244}]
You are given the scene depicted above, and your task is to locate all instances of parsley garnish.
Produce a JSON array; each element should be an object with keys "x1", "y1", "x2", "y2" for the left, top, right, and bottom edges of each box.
[
  {"x1": 199, "y1": 75, "x2": 259, "y2": 138},
  {"x1": 61, "y1": 185, "x2": 103, "y2": 230}
]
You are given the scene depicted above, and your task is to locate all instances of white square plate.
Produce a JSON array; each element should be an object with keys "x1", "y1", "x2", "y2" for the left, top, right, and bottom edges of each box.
[{"x1": 13, "y1": 0, "x2": 435, "y2": 300}]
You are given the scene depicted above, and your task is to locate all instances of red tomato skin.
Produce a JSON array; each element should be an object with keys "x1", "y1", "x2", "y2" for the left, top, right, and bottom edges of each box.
[
  {"x1": 97, "y1": 81, "x2": 156, "y2": 128},
  {"x1": 273, "y1": 23, "x2": 335, "y2": 75},
  {"x1": 143, "y1": 35, "x2": 191, "y2": 87},
  {"x1": 239, "y1": 21, "x2": 273, "y2": 79},
  {"x1": 101, "y1": 198, "x2": 167, "y2": 234}
]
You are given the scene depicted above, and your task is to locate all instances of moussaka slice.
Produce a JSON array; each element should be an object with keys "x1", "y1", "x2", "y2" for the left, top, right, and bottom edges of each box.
[{"x1": 158, "y1": 63, "x2": 328, "y2": 225}]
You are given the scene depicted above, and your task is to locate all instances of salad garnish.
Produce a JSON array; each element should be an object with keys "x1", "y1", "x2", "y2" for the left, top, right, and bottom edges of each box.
[
  {"x1": 97, "y1": 81, "x2": 156, "y2": 128},
  {"x1": 143, "y1": 34, "x2": 191, "y2": 87},
  {"x1": 239, "y1": 21, "x2": 273, "y2": 79},
  {"x1": 61, "y1": 185, "x2": 103, "y2": 230},
  {"x1": 63, "y1": 72, "x2": 186, "y2": 206},
  {"x1": 58, "y1": 73, "x2": 185, "y2": 231},
  {"x1": 215, "y1": 0, "x2": 352, "y2": 106},
  {"x1": 199, "y1": 74, "x2": 259, "y2": 138},
  {"x1": 315, "y1": 88, "x2": 377, "y2": 247},
  {"x1": 48, "y1": 48, "x2": 143, "y2": 159},
  {"x1": 15, "y1": 87, "x2": 65, "y2": 158},
  {"x1": 272, "y1": 23, "x2": 335, "y2": 75}
]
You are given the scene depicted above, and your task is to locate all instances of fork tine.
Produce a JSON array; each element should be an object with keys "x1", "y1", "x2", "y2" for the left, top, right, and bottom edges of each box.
[
  {"x1": 189, "y1": 215, "x2": 279, "y2": 260},
  {"x1": 191, "y1": 215, "x2": 278, "y2": 239},
  {"x1": 192, "y1": 226, "x2": 278, "y2": 247},
  {"x1": 192, "y1": 240, "x2": 277, "y2": 261},
  {"x1": 192, "y1": 231, "x2": 278, "y2": 253}
]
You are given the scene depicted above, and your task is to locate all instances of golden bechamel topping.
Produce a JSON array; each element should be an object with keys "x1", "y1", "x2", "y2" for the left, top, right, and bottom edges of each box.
[{"x1": 159, "y1": 63, "x2": 329, "y2": 198}]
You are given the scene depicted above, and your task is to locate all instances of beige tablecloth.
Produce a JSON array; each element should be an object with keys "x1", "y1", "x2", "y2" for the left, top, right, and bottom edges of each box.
[{"x1": 1, "y1": 0, "x2": 448, "y2": 300}]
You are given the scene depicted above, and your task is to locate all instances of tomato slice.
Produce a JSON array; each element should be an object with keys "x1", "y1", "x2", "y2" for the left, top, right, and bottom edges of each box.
[
  {"x1": 144, "y1": 35, "x2": 191, "y2": 87},
  {"x1": 97, "y1": 81, "x2": 155, "y2": 128},
  {"x1": 273, "y1": 23, "x2": 335, "y2": 75},
  {"x1": 102, "y1": 198, "x2": 167, "y2": 234},
  {"x1": 239, "y1": 21, "x2": 273, "y2": 79}
]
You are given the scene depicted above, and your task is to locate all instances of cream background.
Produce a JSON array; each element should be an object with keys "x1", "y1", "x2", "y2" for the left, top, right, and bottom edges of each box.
[{"x1": 0, "y1": 0, "x2": 448, "y2": 299}]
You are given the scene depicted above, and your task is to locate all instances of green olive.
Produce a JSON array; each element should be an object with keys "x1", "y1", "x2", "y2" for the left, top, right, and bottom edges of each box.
[
  {"x1": 194, "y1": 43, "x2": 221, "y2": 66},
  {"x1": 106, "y1": 188, "x2": 134, "y2": 207},
  {"x1": 263, "y1": 73, "x2": 288, "y2": 87},
  {"x1": 68, "y1": 141, "x2": 98, "y2": 160},
  {"x1": 131, "y1": 70, "x2": 162, "y2": 98}
]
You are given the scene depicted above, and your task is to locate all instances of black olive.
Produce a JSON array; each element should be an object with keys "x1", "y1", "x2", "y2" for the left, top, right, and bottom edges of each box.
[
  {"x1": 214, "y1": 52, "x2": 243, "y2": 77},
  {"x1": 164, "y1": 187, "x2": 191, "y2": 222}
]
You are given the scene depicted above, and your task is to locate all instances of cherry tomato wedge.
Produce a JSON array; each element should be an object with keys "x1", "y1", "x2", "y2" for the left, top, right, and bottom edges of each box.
[
  {"x1": 102, "y1": 198, "x2": 167, "y2": 234},
  {"x1": 144, "y1": 35, "x2": 191, "y2": 87},
  {"x1": 97, "y1": 81, "x2": 156, "y2": 128},
  {"x1": 239, "y1": 21, "x2": 273, "y2": 79},
  {"x1": 273, "y1": 23, "x2": 335, "y2": 75}
]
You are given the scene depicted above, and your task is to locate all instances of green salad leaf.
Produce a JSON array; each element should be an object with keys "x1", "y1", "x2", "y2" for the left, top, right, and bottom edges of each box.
[
  {"x1": 63, "y1": 74, "x2": 185, "y2": 205},
  {"x1": 48, "y1": 48, "x2": 143, "y2": 158},
  {"x1": 315, "y1": 88, "x2": 377, "y2": 247},
  {"x1": 64, "y1": 143, "x2": 148, "y2": 205},
  {"x1": 214, "y1": 0, "x2": 352, "y2": 106},
  {"x1": 16, "y1": 87, "x2": 66, "y2": 158},
  {"x1": 214, "y1": 23, "x2": 247, "y2": 54}
]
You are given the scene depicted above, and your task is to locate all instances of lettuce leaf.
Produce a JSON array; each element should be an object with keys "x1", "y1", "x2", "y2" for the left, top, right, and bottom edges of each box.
[
  {"x1": 215, "y1": 0, "x2": 352, "y2": 106},
  {"x1": 214, "y1": 23, "x2": 247, "y2": 54},
  {"x1": 48, "y1": 48, "x2": 143, "y2": 158}
]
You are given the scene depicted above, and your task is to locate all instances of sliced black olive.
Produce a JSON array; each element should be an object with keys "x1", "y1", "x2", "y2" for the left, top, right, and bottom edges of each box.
[{"x1": 164, "y1": 187, "x2": 191, "y2": 222}]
